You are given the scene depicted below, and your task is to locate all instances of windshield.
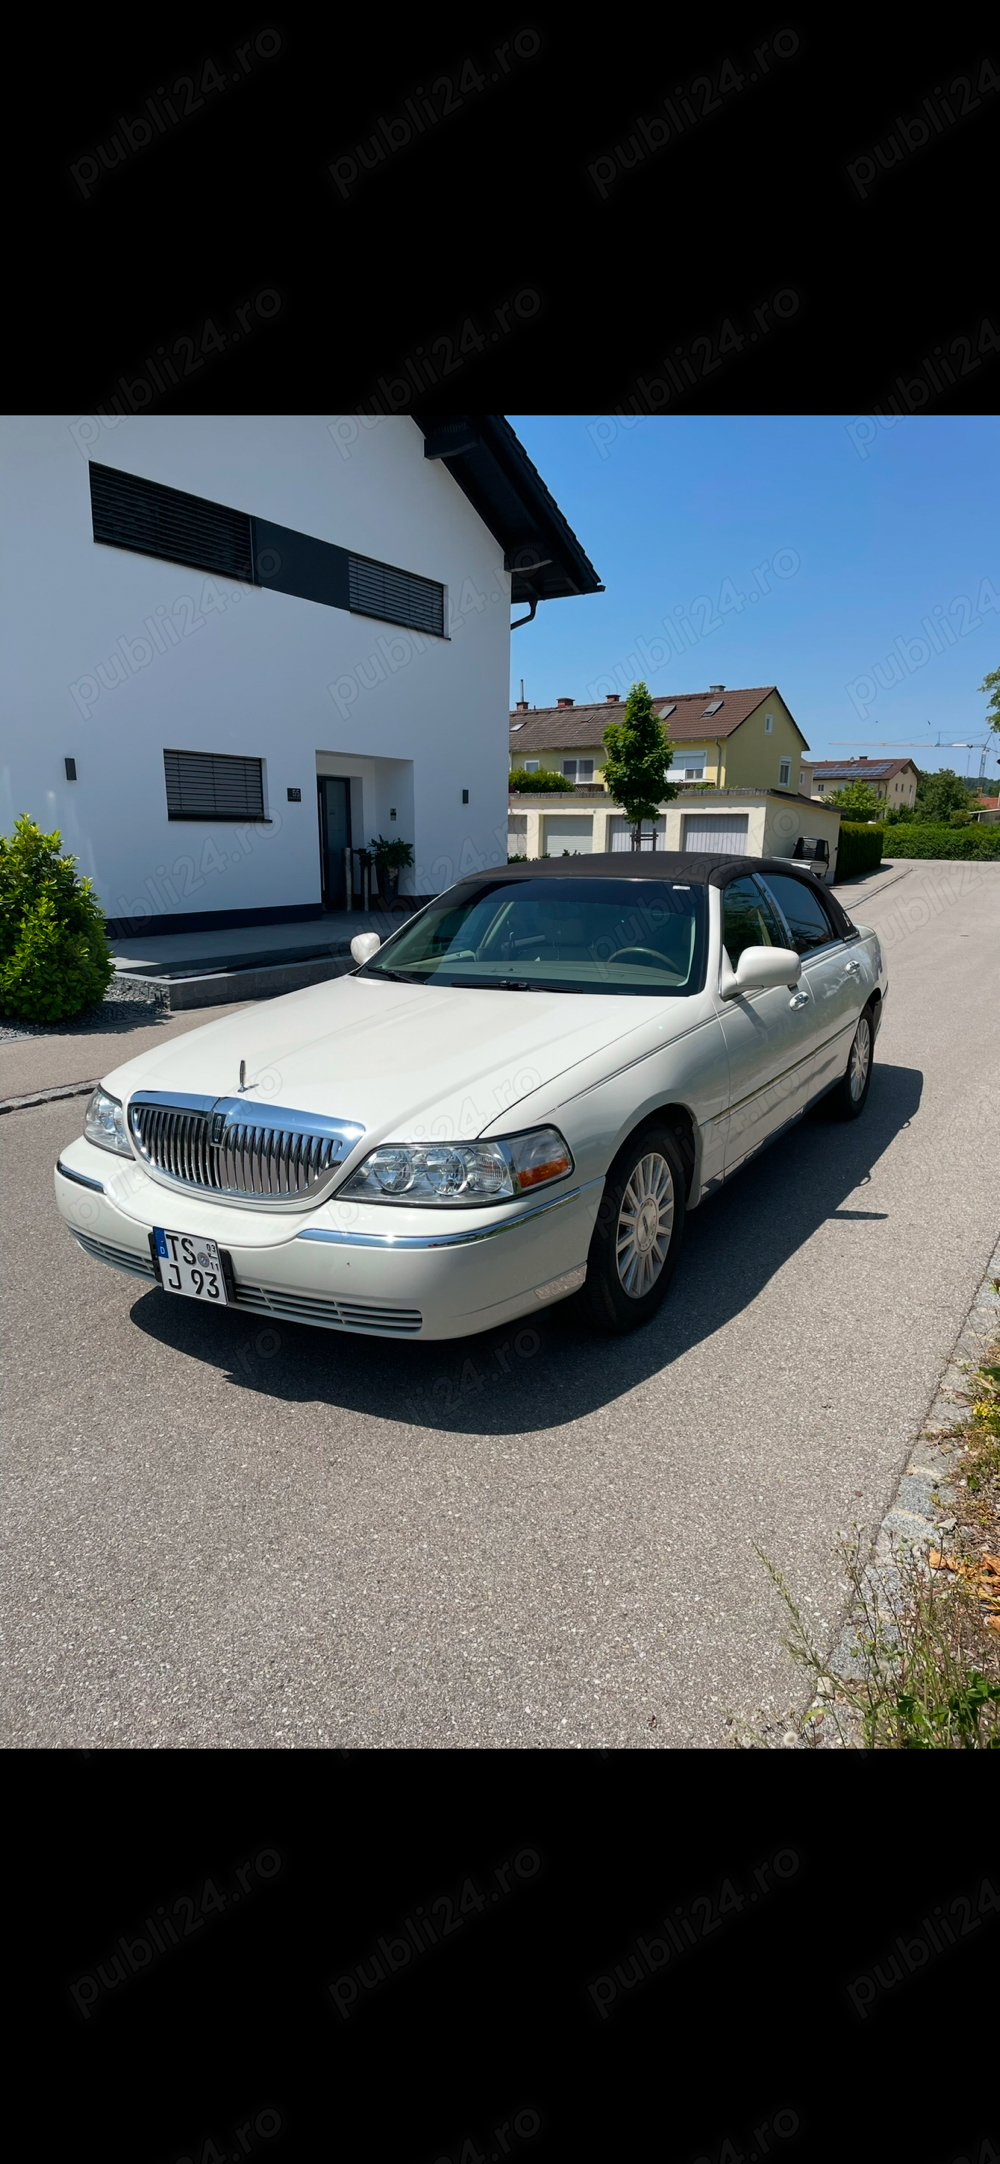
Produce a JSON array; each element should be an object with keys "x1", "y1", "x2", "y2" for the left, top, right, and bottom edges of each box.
[{"x1": 359, "y1": 877, "x2": 707, "y2": 995}]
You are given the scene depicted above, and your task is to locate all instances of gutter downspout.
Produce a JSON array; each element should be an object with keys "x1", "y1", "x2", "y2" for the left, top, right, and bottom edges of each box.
[{"x1": 511, "y1": 596, "x2": 538, "y2": 631}]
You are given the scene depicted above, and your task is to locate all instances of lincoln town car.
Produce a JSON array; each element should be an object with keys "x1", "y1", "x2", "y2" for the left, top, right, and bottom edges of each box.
[{"x1": 54, "y1": 856, "x2": 887, "y2": 1340}]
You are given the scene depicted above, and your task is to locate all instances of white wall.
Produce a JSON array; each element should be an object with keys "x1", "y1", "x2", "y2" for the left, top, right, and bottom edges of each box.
[
  {"x1": 0, "y1": 415, "x2": 513, "y2": 922},
  {"x1": 508, "y1": 793, "x2": 842, "y2": 867}
]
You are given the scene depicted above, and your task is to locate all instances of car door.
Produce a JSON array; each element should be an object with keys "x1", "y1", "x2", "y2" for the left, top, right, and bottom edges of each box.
[
  {"x1": 714, "y1": 874, "x2": 821, "y2": 1174},
  {"x1": 757, "y1": 871, "x2": 865, "y2": 1097}
]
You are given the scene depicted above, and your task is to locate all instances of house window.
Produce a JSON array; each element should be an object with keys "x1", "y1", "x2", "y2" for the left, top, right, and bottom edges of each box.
[
  {"x1": 562, "y1": 759, "x2": 594, "y2": 782},
  {"x1": 764, "y1": 714, "x2": 774, "y2": 733},
  {"x1": 91, "y1": 462, "x2": 253, "y2": 581},
  {"x1": 681, "y1": 754, "x2": 707, "y2": 780},
  {"x1": 524, "y1": 760, "x2": 540, "y2": 773},
  {"x1": 90, "y1": 464, "x2": 446, "y2": 636},
  {"x1": 164, "y1": 749, "x2": 266, "y2": 821},
  {"x1": 348, "y1": 552, "x2": 445, "y2": 637},
  {"x1": 778, "y1": 757, "x2": 792, "y2": 786}
]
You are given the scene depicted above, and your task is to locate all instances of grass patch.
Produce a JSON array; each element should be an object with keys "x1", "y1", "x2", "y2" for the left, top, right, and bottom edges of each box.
[{"x1": 734, "y1": 1319, "x2": 1000, "y2": 1749}]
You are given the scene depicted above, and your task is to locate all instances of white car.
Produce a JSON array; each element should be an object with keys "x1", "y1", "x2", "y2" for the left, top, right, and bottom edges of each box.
[{"x1": 55, "y1": 856, "x2": 887, "y2": 1341}]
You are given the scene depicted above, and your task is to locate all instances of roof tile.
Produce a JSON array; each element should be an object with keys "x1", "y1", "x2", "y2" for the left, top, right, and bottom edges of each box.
[{"x1": 509, "y1": 687, "x2": 795, "y2": 752}]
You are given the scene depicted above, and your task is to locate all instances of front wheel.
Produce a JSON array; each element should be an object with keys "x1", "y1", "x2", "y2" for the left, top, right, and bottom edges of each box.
[
  {"x1": 577, "y1": 1125, "x2": 686, "y2": 1334},
  {"x1": 824, "y1": 1000, "x2": 876, "y2": 1121}
]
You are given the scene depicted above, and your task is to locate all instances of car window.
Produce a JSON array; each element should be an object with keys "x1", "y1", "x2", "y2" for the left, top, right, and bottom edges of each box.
[
  {"x1": 721, "y1": 876, "x2": 786, "y2": 968},
  {"x1": 759, "y1": 873, "x2": 837, "y2": 955},
  {"x1": 358, "y1": 877, "x2": 707, "y2": 995}
]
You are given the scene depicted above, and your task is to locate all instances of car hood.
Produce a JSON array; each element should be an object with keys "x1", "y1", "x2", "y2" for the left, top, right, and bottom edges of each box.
[{"x1": 101, "y1": 973, "x2": 690, "y2": 1144}]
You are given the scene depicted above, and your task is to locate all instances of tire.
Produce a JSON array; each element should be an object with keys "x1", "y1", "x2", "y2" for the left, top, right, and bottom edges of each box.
[
  {"x1": 824, "y1": 999, "x2": 876, "y2": 1121},
  {"x1": 577, "y1": 1125, "x2": 687, "y2": 1334}
]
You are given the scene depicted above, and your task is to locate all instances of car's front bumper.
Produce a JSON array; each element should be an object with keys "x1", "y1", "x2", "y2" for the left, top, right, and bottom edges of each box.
[{"x1": 54, "y1": 1137, "x2": 602, "y2": 1340}]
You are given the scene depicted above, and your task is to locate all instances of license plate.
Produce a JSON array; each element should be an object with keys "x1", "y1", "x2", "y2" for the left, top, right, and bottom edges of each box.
[{"x1": 153, "y1": 1227, "x2": 228, "y2": 1304}]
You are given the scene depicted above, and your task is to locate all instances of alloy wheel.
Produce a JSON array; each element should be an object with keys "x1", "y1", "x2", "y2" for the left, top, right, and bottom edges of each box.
[
  {"x1": 615, "y1": 1151, "x2": 675, "y2": 1298},
  {"x1": 849, "y1": 1015, "x2": 871, "y2": 1102}
]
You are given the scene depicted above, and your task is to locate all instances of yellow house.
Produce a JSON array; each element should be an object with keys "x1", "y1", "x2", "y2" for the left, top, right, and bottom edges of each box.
[{"x1": 509, "y1": 685, "x2": 810, "y2": 795}]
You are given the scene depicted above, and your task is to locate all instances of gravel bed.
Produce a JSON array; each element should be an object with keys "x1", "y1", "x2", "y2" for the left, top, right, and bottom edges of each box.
[{"x1": 0, "y1": 974, "x2": 169, "y2": 1041}]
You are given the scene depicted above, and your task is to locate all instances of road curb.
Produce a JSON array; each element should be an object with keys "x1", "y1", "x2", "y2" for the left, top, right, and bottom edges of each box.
[
  {"x1": 802, "y1": 1231, "x2": 1000, "y2": 1742},
  {"x1": 0, "y1": 1080, "x2": 99, "y2": 1115},
  {"x1": 830, "y1": 865, "x2": 912, "y2": 906}
]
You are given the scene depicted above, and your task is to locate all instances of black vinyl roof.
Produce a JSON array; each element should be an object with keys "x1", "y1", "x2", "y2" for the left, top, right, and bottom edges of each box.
[{"x1": 449, "y1": 854, "x2": 857, "y2": 935}]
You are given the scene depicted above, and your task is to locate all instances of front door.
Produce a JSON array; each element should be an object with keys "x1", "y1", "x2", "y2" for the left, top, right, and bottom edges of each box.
[
  {"x1": 318, "y1": 778, "x2": 351, "y2": 910},
  {"x1": 715, "y1": 873, "x2": 821, "y2": 1174}
]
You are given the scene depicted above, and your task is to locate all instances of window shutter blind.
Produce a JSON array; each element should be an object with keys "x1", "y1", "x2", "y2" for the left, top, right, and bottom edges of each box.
[
  {"x1": 348, "y1": 553, "x2": 445, "y2": 636},
  {"x1": 164, "y1": 750, "x2": 265, "y2": 821},
  {"x1": 90, "y1": 465, "x2": 253, "y2": 581}
]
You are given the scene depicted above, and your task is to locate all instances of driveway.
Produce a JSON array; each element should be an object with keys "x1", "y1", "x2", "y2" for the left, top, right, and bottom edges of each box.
[{"x1": 2, "y1": 859, "x2": 998, "y2": 1748}]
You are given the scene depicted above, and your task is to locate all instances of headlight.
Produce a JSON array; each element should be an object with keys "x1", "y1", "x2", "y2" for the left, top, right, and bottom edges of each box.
[
  {"x1": 84, "y1": 1088, "x2": 132, "y2": 1156},
  {"x1": 338, "y1": 1125, "x2": 574, "y2": 1207}
]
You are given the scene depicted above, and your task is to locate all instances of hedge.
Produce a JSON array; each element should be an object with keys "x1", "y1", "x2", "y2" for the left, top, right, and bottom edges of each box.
[
  {"x1": 0, "y1": 815, "x2": 114, "y2": 1022},
  {"x1": 880, "y1": 822, "x2": 1000, "y2": 859},
  {"x1": 834, "y1": 822, "x2": 885, "y2": 880},
  {"x1": 508, "y1": 767, "x2": 575, "y2": 794}
]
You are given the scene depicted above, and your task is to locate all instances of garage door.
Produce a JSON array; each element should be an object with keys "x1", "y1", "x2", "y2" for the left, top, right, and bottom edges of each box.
[
  {"x1": 542, "y1": 814, "x2": 594, "y2": 854},
  {"x1": 682, "y1": 813, "x2": 750, "y2": 852},
  {"x1": 609, "y1": 816, "x2": 666, "y2": 851}
]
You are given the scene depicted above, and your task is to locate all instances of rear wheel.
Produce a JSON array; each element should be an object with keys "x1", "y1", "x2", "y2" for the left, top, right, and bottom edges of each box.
[
  {"x1": 825, "y1": 1000, "x2": 875, "y2": 1120},
  {"x1": 577, "y1": 1125, "x2": 686, "y2": 1333}
]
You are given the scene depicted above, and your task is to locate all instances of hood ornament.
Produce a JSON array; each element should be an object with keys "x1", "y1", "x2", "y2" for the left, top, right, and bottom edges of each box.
[{"x1": 239, "y1": 1060, "x2": 247, "y2": 1092}]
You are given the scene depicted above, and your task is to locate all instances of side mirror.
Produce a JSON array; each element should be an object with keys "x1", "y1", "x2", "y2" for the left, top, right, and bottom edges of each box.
[
  {"x1": 720, "y1": 945, "x2": 801, "y2": 998},
  {"x1": 351, "y1": 932, "x2": 381, "y2": 965}
]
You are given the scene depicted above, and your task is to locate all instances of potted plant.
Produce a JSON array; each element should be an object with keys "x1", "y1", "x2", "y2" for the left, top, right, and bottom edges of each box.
[{"x1": 370, "y1": 834, "x2": 414, "y2": 907}]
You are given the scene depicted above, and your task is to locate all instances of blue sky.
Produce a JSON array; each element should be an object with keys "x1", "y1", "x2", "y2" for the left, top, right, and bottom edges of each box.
[{"x1": 506, "y1": 415, "x2": 1000, "y2": 783}]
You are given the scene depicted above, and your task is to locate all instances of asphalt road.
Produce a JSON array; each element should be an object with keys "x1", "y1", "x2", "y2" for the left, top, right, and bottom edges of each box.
[{"x1": 2, "y1": 859, "x2": 999, "y2": 1749}]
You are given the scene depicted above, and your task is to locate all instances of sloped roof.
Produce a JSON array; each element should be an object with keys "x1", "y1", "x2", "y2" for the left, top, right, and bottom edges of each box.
[
  {"x1": 804, "y1": 757, "x2": 917, "y2": 781},
  {"x1": 509, "y1": 687, "x2": 803, "y2": 752},
  {"x1": 412, "y1": 417, "x2": 603, "y2": 604}
]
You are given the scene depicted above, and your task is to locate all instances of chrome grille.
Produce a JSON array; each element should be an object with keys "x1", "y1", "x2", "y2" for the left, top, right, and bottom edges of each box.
[{"x1": 127, "y1": 1094, "x2": 364, "y2": 1204}]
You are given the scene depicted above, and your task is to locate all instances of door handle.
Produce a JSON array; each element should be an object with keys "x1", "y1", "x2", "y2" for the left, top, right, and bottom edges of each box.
[{"x1": 844, "y1": 958, "x2": 861, "y2": 975}]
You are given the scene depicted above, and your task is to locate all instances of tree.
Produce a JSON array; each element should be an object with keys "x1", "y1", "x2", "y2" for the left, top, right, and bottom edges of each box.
[
  {"x1": 601, "y1": 680, "x2": 675, "y2": 849},
  {"x1": 914, "y1": 767, "x2": 973, "y2": 823},
  {"x1": 827, "y1": 779, "x2": 884, "y2": 819},
  {"x1": 978, "y1": 664, "x2": 1000, "y2": 742},
  {"x1": 508, "y1": 766, "x2": 575, "y2": 794}
]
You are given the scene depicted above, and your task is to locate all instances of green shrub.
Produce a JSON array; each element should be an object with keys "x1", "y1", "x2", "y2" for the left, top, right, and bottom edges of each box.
[
  {"x1": 882, "y1": 822, "x2": 1000, "y2": 860},
  {"x1": 0, "y1": 816, "x2": 114, "y2": 1021},
  {"x1": 508, "y1": 767, "x2": 575, "y2": 794},
  {"x1": 834, "y1": 822, "x2": 885, "y2": 879}
]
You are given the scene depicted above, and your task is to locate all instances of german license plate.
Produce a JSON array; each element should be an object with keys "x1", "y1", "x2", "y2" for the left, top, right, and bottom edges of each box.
[{"x1": 153, "y1": 1227, "x2": 228, "y2": 1304}]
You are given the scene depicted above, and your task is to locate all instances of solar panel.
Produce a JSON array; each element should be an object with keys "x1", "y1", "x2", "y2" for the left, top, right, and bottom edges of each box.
[{"x1": 817, "y1": 763, "x2": 893, "y2": 779}]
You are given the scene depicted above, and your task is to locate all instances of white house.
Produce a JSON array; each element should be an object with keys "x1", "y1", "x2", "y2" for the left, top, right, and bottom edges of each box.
[{"x1": 0, "y1": 414, "x2": 601, "y2": 936}]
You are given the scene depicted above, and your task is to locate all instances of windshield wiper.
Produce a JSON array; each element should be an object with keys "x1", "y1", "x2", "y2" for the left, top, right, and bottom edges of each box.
[{"x1": 360, "y1": 966, "x2": 422, "y2": 983}]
